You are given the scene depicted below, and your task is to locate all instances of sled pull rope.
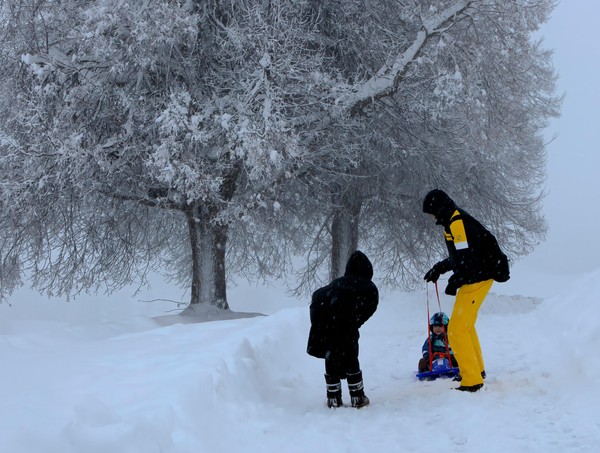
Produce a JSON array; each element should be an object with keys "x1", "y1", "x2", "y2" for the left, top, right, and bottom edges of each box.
[
  {"x1": 433, "y1": 281, "x2": 453, "y2": 360},
  {"x1": 434, "y1": 281, "x2": 441, "y2": 311},
  {"x1": 426, "y1": 283, "x2": 433, "y2": 370}
]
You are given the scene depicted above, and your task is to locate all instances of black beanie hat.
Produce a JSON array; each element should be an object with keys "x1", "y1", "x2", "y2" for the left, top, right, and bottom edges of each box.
[{"x1": 422, "y1": 189, "x2": 456, "y2": 222}]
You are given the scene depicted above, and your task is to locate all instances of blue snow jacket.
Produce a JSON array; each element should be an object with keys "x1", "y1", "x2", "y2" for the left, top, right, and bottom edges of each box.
[{"x1": 422, "y1": 332, "x2": 455, "y2": 361}]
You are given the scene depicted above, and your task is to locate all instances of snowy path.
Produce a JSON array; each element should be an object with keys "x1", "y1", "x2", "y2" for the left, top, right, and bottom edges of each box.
[{"x1": 1, "y1": 279, "x2": 599, "y2": 452}]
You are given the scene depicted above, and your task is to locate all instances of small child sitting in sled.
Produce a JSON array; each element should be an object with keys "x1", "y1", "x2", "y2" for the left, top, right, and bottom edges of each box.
[{"x1": 418, "y1": 312, "x2": 458, "y2": 373}]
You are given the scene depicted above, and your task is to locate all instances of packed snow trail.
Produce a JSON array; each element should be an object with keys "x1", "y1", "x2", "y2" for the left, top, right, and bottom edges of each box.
[{"x1": 1, "y1": 273, "x2": 599, "y2": 452}]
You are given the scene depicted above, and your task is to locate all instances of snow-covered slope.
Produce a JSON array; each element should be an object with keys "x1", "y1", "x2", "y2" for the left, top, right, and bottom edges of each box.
[{"x1": 1, "y1": 272, "x2": 599, "y2": 452}]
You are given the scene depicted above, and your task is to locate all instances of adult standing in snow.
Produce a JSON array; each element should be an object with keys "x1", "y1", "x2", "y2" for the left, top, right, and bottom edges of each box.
[
  {"x1": 306, "y1": 250, "x2": 379, "y2": 408},
  {"x1": 422, "y1": 189, "x2": 510, "y2": 392}
]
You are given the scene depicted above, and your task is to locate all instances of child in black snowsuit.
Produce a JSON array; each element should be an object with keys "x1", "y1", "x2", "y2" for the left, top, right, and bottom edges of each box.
[
  {"x1": 418, "y1": 312, "x2": 458, "y2": 373},
  {"x1": 306, "y1": 250, "x2": 379, "y2": 408}
]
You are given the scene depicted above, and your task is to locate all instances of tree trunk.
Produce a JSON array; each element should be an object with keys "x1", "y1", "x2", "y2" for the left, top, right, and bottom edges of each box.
[
  {"x1": 186, "y1": 202, "x2": 229, "y2": 310},
  {"x1": 330, "y1": 190, "x2": 362, "y2": 280}
]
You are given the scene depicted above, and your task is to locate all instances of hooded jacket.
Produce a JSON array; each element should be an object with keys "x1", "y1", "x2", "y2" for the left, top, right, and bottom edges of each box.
[
  {"x1": 423, "y1": 189, "x2": 510, "y2": 293},
  {"x1": 306, "y1": 251, "x2": 379, "y2": 359}
]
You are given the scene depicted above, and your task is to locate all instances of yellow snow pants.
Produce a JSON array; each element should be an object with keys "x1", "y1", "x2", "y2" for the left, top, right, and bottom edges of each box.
[{"x1": 448, "y1": 279, "x2": 493, "y2": 387}]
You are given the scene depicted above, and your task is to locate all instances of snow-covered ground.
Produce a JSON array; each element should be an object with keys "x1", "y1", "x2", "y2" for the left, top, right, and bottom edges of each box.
[
  {"x1": 1, "y1": 269, "x2": 598, "y2": 453},
  {"x1": 3, "y1": 1, "x2": 598, "y2": 450}
]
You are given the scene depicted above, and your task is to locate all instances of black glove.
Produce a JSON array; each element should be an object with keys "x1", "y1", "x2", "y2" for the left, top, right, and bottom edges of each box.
[
  {"x1": 445, "y1": 274, "x2": 459, "y2": 296},
  {"x1": 424, "y1": 264, "x2": 442, "y2": 283}
]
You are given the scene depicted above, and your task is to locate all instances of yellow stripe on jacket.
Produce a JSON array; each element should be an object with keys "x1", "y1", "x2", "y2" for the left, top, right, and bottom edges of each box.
[{"x1": 446, "y1": 210, "x2": 469, "y2": 250}]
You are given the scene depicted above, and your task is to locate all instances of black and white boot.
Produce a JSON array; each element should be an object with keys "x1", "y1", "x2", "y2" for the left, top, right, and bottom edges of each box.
[
  {"x1": 325, "y1": 374, "x2": 343, "y2": 408},
  {"x1": 347, "y1": 371, "x2": 370, "y2": 408}
]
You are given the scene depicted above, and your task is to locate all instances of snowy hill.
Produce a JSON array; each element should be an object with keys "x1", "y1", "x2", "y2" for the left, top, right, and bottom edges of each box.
[{"x1": 1, "y1": 271, "x2": 599, "y2": 453}]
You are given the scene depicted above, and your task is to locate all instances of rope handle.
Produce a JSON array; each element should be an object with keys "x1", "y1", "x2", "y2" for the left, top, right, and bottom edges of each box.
[
  {"x1": 426, "y1": 281, "x2": 454, "y2": 370},
  {"x1": 426, "y1": 283, "x2": 433, "y2": 368}
]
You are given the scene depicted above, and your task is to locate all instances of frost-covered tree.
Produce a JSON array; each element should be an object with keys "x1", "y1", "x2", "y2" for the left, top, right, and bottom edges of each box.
[
  {"x1": 0, "y1": 0, "x2": 561, "y2": 308},
  {"x1": 0, "y1": 0, "x2": 353, "y2": 308},
  {"x1": 293, "y1": 0, "x2": 560, "y2": 287}
]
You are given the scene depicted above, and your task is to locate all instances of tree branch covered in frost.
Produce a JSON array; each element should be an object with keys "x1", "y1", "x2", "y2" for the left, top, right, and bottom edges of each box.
[{"x1": 346, "y1": 0, "x2": 473, "y2": 116}]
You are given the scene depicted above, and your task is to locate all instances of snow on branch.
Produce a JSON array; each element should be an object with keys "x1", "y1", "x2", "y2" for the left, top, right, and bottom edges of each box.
[{"x1": 347, "y1": 0, "x2": 473, "y2": 116}]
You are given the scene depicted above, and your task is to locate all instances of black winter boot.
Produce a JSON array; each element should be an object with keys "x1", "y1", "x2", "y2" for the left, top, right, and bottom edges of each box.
[
  {"x1": 455, "y1": 383, "x2": 484, "y2": 392},
  {"x1": 325, "y1": 374, "x2": 343, "y2": 408},
  {"x1": 347, "y1": 371, "x2": 370, "y2": 408}
]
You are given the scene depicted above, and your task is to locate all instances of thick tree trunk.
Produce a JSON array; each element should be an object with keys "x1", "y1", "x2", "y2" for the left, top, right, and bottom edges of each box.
[
  {"x1": 330, "y1": 191, "x2": 362, "y2": 280},
  {"x1": 183, "y1": 161, "x2": 239, "y2": 311},
  {"x1": 186, "y1": 202, "x2": 229, "y2": 310}
]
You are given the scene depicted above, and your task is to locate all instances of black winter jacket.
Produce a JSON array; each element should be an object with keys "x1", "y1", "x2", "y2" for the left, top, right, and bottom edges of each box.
[
  {"x1": 423, "y1": 189, "x2": 510, "y2": 294},
  {"x1": 306, "y1": 251, "x2": 379, "y2": 359}
]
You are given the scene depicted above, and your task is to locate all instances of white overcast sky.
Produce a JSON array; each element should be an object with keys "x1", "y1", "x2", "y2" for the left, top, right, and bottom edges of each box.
[{"x1": 499, "y1": 0, "x2": 600, "y2": 296}]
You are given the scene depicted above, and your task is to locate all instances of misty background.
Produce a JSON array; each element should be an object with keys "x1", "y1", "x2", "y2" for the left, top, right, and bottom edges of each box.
[{"x1": 498, "y1": 0, "x2": 600, "y2": 298}]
